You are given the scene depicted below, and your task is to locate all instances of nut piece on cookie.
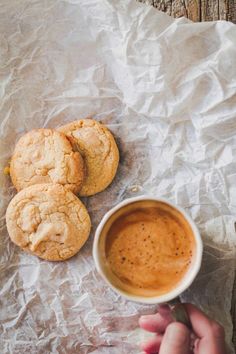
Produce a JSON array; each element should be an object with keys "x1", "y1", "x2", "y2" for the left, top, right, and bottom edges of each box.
[
  {"x1": 10, "y1": 128, "x2": 84, "y2": 193},
  {"x1": 58, "y1": 119, "x2": 119, "y2": 196},
  {"x1": 6, "y1": 184, "x2": 91, "y2": 261}
]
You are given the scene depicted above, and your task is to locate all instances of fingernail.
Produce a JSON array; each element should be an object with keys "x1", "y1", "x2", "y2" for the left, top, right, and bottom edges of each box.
[
  {"x1": 158, "y1": 303, "x2": 170, "y2": 310},
  {"x1": 158, "y1": 304, "x2": 171, "y2": 317}
]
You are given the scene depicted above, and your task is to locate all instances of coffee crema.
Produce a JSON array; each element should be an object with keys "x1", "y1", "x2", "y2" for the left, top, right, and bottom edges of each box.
[{"x1": 99, "y1": 200, "x2": 196, "y2": 297}]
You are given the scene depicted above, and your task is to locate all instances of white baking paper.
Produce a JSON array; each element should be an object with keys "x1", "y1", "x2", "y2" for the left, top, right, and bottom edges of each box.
[{"x1": 0, "y1": 0, "x2": 236, "y2": 353}]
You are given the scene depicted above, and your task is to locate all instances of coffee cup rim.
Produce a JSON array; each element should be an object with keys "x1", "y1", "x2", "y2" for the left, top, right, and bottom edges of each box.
[{"x1": 93, "y1": 196, "x2": 203, "y2": 304}]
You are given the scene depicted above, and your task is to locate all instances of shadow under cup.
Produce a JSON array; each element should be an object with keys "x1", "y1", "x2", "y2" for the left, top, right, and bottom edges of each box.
[{"x1": 93, "y1": 197, "x2": 203, "y2": 304}]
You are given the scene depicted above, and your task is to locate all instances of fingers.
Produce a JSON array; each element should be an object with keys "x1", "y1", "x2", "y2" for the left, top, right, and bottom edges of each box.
[
  {"x1": 140, "y1": 303, "x2": 226, "y2": 354},
  {"x1": 159, "y1": 322, "x2": 191, "y2": 354},
  {"x1": 158, "y1": 304, "x2": 173, "y2": 321},
  {"x1": 184, "y1": 304, "x2": 227, "y2": 354},
  {"x1": 139, "y1": 313, "x2": 172, "y2": 333},
  {"x1": 139, "y1": 305, "x2": 172, "y2": 333},
  {"x1": 184, "y1": 304, "x2": 225, "y2": 339},
  {"x1": 141, "y1": 334, "x2": 163, "y2": 353}
]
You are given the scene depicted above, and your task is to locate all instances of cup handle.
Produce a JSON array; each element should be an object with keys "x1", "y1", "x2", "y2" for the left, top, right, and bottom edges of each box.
[{"x1": 171, "y1": 303, "x2": 192, "y2": 329}]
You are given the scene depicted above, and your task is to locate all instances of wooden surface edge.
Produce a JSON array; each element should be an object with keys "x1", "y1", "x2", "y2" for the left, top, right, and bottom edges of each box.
[{"x1": 138, "y1": 0, "x2": 236, "y2": 23}]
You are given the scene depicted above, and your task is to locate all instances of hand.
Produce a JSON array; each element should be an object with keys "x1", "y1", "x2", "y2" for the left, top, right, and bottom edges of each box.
[{"x1": 139, "y1": 303, "x2": 227, "y2": 354}]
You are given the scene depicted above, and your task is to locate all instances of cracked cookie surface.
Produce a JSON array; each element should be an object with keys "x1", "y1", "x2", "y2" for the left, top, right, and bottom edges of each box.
[
  {"x1": 58, "y1": 119, "x2": 119, "y2": 196},
  {"x1": 10, "y1": 129, "x2": 84, "y2": 193},
  {"x1": 6, "y1": 184, "x2": 91, "y2": 261}
]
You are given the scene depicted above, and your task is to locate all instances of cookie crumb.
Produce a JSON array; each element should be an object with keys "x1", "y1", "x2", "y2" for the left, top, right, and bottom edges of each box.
[{"x1": 3, "y1": 166, "x2": 10, "y2": 175}]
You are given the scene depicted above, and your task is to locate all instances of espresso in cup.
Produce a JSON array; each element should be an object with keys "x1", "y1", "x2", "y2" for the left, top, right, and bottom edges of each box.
[{"x1": 93, "y1": 197, "x2": 202, "y2": 303}]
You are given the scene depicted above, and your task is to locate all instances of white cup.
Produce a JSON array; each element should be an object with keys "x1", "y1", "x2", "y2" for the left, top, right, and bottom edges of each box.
[{"x1": 93, "y1": 196, "x2": 203, "y2": 304}]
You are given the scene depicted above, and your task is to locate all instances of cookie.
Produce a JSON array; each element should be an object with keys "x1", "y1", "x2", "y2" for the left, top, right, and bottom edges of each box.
[
  {"x1": 6, "y1": 184, "x2": 91, "y2": 261},
  {"x1": 10, "y1": 128, "x2": 84, "y2": 193},
  {"x1": 58, "y1": 119, "x2": 119, "y2": 196}
]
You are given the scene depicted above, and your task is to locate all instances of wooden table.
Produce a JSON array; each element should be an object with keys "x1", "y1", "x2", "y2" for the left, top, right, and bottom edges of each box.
[
  {"x1": 138, "y1": 0, "x2": 236, "y2": 23},
  {"x1": 138, "y1": 1, "x2": 236, "y2": 350}
]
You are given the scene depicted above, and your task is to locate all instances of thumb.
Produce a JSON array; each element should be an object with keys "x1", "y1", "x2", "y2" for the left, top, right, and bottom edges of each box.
[{"x1": 159, "y1": 322, "x2": 191, "y2": 354}]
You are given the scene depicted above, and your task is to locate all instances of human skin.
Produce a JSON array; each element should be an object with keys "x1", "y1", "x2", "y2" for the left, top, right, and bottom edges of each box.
[{"x1": 139, "y1": 303, "x2": 227, "y2": 354}]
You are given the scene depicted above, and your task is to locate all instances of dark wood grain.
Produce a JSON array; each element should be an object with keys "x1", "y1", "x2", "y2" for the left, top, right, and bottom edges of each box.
[{"x1": 138, "y1": 0, "x2": 236, "y2": 22}]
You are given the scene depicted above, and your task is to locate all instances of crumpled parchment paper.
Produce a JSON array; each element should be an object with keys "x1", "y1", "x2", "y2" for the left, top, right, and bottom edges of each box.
[{"x1": 0, "y1": 1, "x2": 236, "y2": 353}]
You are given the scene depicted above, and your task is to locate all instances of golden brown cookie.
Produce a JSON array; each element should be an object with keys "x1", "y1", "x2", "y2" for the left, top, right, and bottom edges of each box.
[
  {"x1": 58, "y1": 119, "x2": 119, "y2": 196},
  {"x1": 6, "y1": 184, "x2": 91, "y2": 261},
  {"x1": 10, "y1": 128, "x2": 84, "y2": 193}
]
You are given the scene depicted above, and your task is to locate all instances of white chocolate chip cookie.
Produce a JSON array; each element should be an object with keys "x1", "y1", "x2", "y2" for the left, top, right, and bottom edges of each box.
[
  {"x1": 10, "y1": 129, "x2": 84, "y2": 193},
  {"x1": 58, "y1": 119, "x2": 119, "y2": 196},
  {"x1": 6, "y1": 184, "x2": 91, "y2": 261}
]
